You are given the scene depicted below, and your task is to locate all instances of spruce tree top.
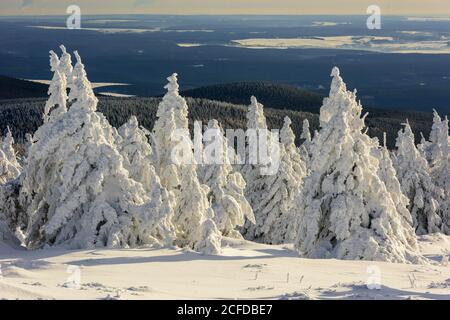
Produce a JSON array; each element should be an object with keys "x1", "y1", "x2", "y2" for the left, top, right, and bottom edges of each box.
[
  {"x1": 281, "y1": 116, "x2": 295, "y2": 147},
  {"x1": 301, "y1": 119, "x2": 311, "y2": 142},
  {"x1": 69, "y1": 51, "x2": 98, "y2": 111},
  {"x1": 49, "y1": 50, "x2": 60, "y2": 72},
  {"x1": 247, "y1": 96, "x2": 267, "y2": 130},
  {"x1": 59, "y1": 45, "x2": 73, "y2": 78},
  {"x1": 157, "y1": 73, "x2": 189, "y2": 131},
  {"x1": 164, "y1": 73, "x2": 180, "y2": 94}
]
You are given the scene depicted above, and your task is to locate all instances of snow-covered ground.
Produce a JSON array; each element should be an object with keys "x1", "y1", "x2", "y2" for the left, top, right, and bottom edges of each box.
[{"x1": 0, "y1": 234, "x2": 449, "y2": 300}]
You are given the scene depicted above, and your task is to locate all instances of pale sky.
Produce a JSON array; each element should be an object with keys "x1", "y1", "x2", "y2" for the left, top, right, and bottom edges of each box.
[{"x1": 0, "y1": 0, "x2": 449, "y2": 16}]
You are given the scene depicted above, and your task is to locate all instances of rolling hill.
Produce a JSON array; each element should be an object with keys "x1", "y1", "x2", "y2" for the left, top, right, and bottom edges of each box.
[
  {"x1": 0, "y1": 76, "x2": 48, "y2": 99},
  {"x1": 0, "y1": 76, "x2": 436, "y2": 150},
  {"x1": 182, "y1": 82, "x2": 324, "y2": 114}
]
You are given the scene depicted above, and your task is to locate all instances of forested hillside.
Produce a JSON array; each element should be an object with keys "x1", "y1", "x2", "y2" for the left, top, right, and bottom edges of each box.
[
  {"x1": 0, "y1": 96, "x2": 433, "y2": 150},
  {"x1": 181, "y1": 82, "x2": 324, "y2": 113},
  {"x1": 0, "y1": 76, "x2": 48, "y2": 99}
]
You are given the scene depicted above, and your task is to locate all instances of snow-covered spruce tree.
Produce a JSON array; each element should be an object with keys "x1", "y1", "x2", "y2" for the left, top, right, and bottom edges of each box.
[
  {"x1": 298, "y1": 118, "x2": 312, "y2": 170},
  {"x1": 300, "y1": 119, "x2": 312, "y2": 143},
  {"x1": 293, "y1": 67, "x2": 422, "y2": 263},
  {"x1": 59, "y1": 45, "x2": 73, "y2": 86},
  {"x1": 0, "y1": 128, "x2": 21, "y2": 184},
  {"x1": 153, "y1": 73, "x2": 188, "y2": 140},
  {"x1": 418, "y1": 111, "x2": 450, "y2": 234},
  {"x1": 430, "y1": 113, "x2": 449, "y2": 197},
  {"x1": 418, "y1": 110, "x2": 446, "y2": 166},
  {"x1": 0, "y1": 158, "x2": 24, "y2": 246},
  {"x1": 0, "y1": 126, "x2": 24, "y2": 243},
  {"x1": 174, "y1": 165, "x2": 222, "y2": 254},
  {"x1": 152, "y1": 74, "x2": 188, "y2": 192},
  {"x1": 394, "y1": 122, "x2": 443, "y2": 235},
  {"x1": 435, "y1": 116, "x2": 450, "y2": 234},
  {"x1": 153, "y1": 109, "x2": 181, "y2": 193},
  {"x1": 256, "y1": 117, "x2": 307, "y2": 244},
  {"x1": 281, "y1": 117, "x2": 307, "y2": 181},
  {"x1": 373, "y1": 133, "x2": 413, "y2": 227},
  {"x1": 117, "y1": 115, "x2": 178, "y2": 241},
  {"x1": 0, "y1": 126, "x2": 26, "y2": 245},
  {"x1": 298, "y1": 119, "x2": 311, "y2": 161},
  {"x1": 152, "y1": 74, "x2": 222, "y2": 254},
  {"x1": 0, "y1": 175, "x2": 28, "y2": 245},
  {"x1": 198, "y1": 119, "x2": 255, "y2": 238},
  {"x1": 241, "y1": 96, "x2": 291, "y2": 243},
  {"x1": 21, "y1": 133, "x2": 34, "y2": 166},
  {"x1": 418, "y1": 132, "x2": 428, "y2": 160},
  {"x1": 240, "y1": 96, "x2": 272, "y2": 240},
  {"x1": 22, "y1": 51, "x2": 174, "y2": 249},
  {"x1": 118, "y1": 116, "x2": 158, "y2": 193},
  {"x1": 152, "y1": 74, "x2": 196, "y2": 197},
  {"x1": 43, "y1": 51, "x2": 68, "y2": 123}
]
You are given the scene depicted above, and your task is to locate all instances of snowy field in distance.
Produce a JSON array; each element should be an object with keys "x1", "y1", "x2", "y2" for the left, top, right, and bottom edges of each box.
[
  {"x1": 26, "y1": 79, "x2": 130, "y2": 89},
  {"x1": 97, "y1": 92, "x2": 136, "y2": 98},
  {"x1": 231, "y1": 36, "x2": 450, "y2": 54},
  {"x1": 0, "y1": 234, "x2": 449, "y2": 300}
]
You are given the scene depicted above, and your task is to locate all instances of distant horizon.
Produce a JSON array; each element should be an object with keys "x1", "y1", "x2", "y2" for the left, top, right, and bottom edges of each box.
[
  {"x1": 1, "y1": 0, "x2": 449, "y2": 16},
  {"x1": 1, "y1": 11, "x2": 450, "y2": 113},
  {"x1": 2, "y1": 13, "x2": 450, "y2": 17}
]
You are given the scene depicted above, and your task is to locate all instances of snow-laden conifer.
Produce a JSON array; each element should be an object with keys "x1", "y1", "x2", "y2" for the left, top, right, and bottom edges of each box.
[
  {"x1": 435, "y1": 116, "x2": 450, "y2": 234},
  {"x1": 0, "y1": 128, "x2": 21, "y2": 184},
  {"x1": 174, "y1": 165, "x2": 222, "y2": 254},
  {"x1": 257, "y1": 117, "x2": 306, "y2": 244},
  {"x1": 198, "y1": 119, "x2": 255, "y2": 238},
  {"x1": 298, "y1": 119, "x2": 313, "y2": 169},
  {"x1": 0, "y1": 129, "x2": 25, "y2": 243},
  {"x1": 152, "y1": 74, "x2": 223, "y2": 254},
  {"x1": 394, "y1": 122, "x2": 443, "y2": 235},
  {"x1": 59, "y1": 45, "x2": 73, "y2": 86},
  {"x1": 241, "y1": 97, "x2": 302, "y2": 243},
  {"x1": 293, "y1": 67, "x2": 422, "y2": 263},
  {"x1": 241, "y1": 96, "x2": 275, "y2": 241},
  {"x1": 418, "y1": 111, "x2": 450, "y2": 234},
  {"x1": 300, "y1": 119, "x2": 312, "y2": 143},
  {"x1": 152, "y1": 74, "x2": 189, "y2": 192},
  {"x1": 43, "y1": 51, "x2": 68, "y2": 122},
  {"x1": 118, "y1": 116, "x2": 158, "y2": 193},
  {"x1": 23, "y1": 50, "x2": 174, "y2": 249},
  {"x1": 117, "y1": 115, "x2": 178, "y2": 242},
  {"x1": 420, "y1": 110, "x2": 446, "y2": 165},
  {"x1": 0, "y1": 178, "x2": 27, "y2": 245},
  {"x1": 373, "y1": 133, "x2": 412, "y2": 225},
  {"x1": 281, "y1": 117, "x2": 307, "y2": 179}
]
